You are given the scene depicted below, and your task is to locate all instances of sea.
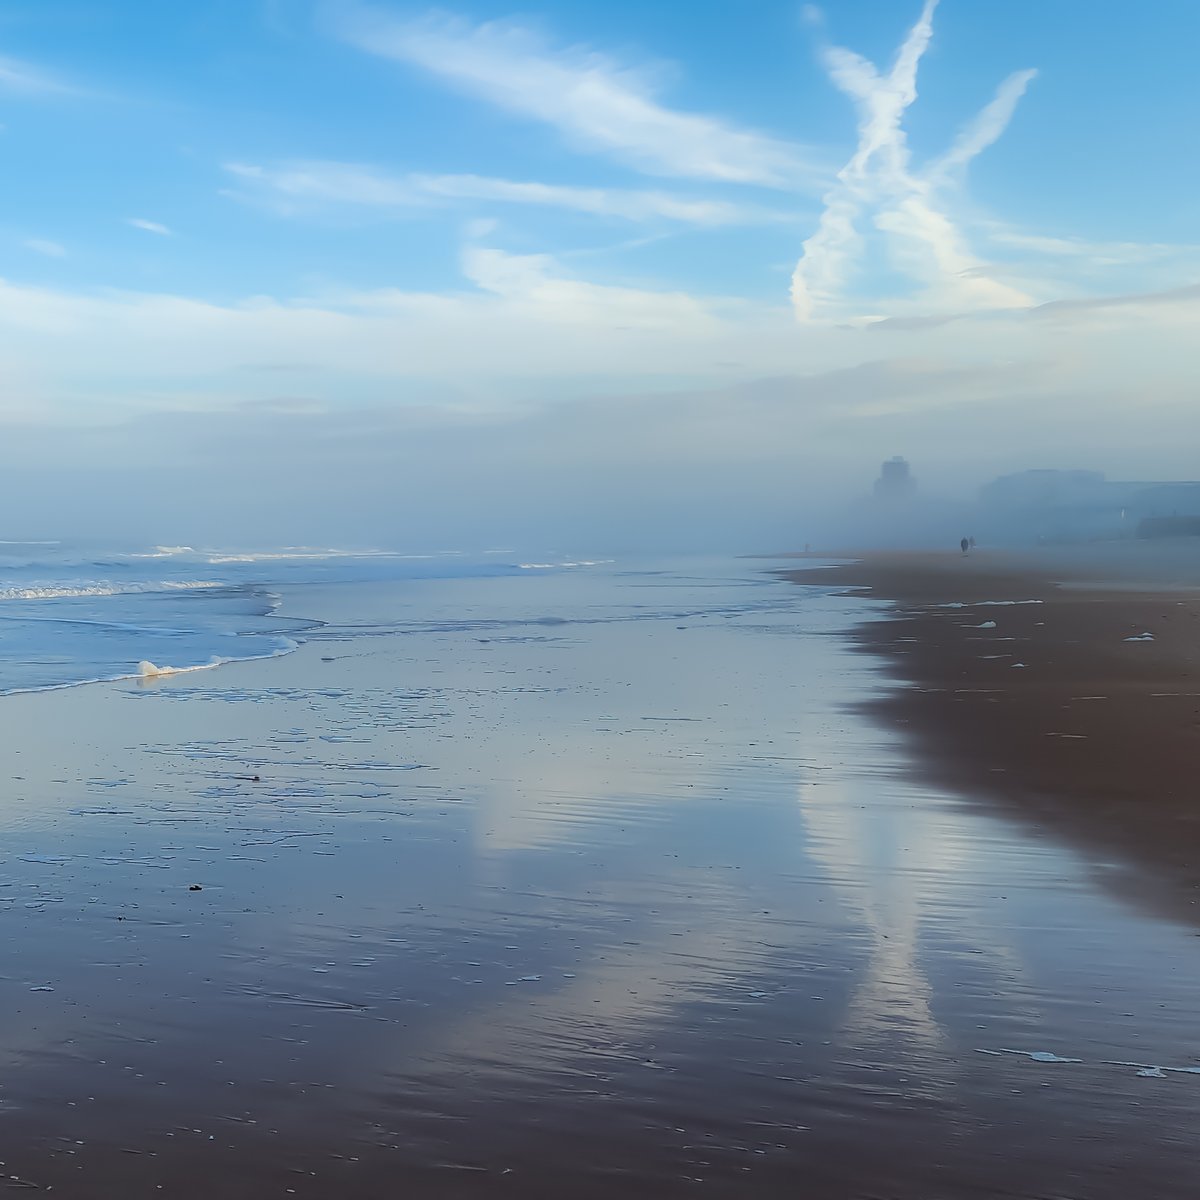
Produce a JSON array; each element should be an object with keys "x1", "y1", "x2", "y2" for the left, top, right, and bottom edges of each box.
[{"x1": 0, "y1": 539, "x2": 614, "y2": 695}]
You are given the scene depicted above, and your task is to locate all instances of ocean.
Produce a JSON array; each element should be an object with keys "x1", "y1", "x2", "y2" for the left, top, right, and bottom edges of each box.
[{"x1": 0, "y1": 540, "x2": 613, "y2": 694}]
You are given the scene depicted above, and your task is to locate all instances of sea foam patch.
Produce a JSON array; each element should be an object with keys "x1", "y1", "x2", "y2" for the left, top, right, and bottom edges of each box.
[{"x1": 977, "y1": 1047, "x2": 1200, "y2": 1077}]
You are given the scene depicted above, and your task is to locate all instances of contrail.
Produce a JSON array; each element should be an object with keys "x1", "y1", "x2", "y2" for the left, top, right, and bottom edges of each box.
[
  {"x1": 792, "y1": 1, "x2": 1035, "y2": 322},
  {"x1": 929, "y1": 69, "x2": 1039, "y2": 181}
]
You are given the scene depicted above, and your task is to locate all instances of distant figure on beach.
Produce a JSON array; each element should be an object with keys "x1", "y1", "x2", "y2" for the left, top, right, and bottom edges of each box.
[
  {"x1": 960, "y1": 537, "x2": 969, "y2": 555},
  {"x1": 969, "y1": 536, "x2": 977, "y2": 550}
]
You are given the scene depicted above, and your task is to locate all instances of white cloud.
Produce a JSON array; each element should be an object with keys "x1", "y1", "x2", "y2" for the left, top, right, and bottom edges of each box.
[
  {"x1": 331, "y1": 6, "x2": 814, "y2": 186},
  {"x1": 459, "y1": 245, "x2": 724, "y2": 332},
  {"x1": 126, "y1": 218, "x2": 173, "y2": 236},
  {"x1": 792, "y1": 1, "x2": 1033, "y2": 321},
  {"x1": 0, "y1": 247, "x2": 854, "y2": 425},
  {"x1": 224, "y1": 159, "x2": 776, "y2": 226},
  {"x1": 23, "y1": 238, "x2": 66, "y2": 259}
]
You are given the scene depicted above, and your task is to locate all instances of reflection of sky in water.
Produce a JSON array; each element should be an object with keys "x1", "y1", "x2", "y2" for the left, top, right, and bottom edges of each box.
[{"x1": 1, "y1": 558, "x2": 1199, "y2": 1193}]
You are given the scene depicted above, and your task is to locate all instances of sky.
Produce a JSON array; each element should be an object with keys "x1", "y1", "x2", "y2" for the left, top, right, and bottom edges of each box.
[{"x1": 0, "y1": 0, "x2": 1197, "y2": 548}]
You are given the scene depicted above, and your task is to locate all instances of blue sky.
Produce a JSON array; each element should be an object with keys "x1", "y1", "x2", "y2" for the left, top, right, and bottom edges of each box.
[{"x1": 1, "y1": 1, "x2": 1197, "y2": 546}]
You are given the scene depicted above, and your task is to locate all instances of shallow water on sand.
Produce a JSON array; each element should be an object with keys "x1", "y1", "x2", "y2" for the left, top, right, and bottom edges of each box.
[{"x1": 0, "y1": 559, "x2": 1197, "y2": 1197}]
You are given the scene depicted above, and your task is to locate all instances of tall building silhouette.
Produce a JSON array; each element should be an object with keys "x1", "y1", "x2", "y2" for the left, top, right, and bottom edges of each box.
[{"x1": 874, "y1": 456, "x2": 916, "y2": 501}]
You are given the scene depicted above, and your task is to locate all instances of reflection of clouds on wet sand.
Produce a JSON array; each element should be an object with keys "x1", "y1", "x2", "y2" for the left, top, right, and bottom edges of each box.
[
  {"x1": 799, "y1": 775, "x2": 947, "y2": 1056},
  {"x1": 387, "y1": 624, "x2": 841, "y2": 1093},
  {"x1": 467, "y1": 734, "x2": 692, "y2": 855},
  {"x1": 407, "y1": 770, "x2": 819, "y2": 1081},
  {"x1": 454, "y1": 590, "x2": 866, "y2": 858},
  {"x1": 797, "y1": 760, "x2": 1049, "y2": 1091},
  {"x1": 403, "y1": 878, "x2": 765, "y2": 1081}
]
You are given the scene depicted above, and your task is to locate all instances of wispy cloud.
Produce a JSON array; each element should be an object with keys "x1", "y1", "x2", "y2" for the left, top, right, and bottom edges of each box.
[
  {"x1": 961, "y1": 222, "x2": 1200, "y2": 303},
  {"x1": 330, "y1": 6, "x2": 815, "y2": 186},
  {"x1": 791, "y1": 0, "x2": 1033, "y2": 321},
  {"x1": 224, "y1": 159, "x2": 777, "y2": 226},
  {"x1": 928, "y1": 69, "x2": 1037, "y2": 180},
  {"x1": 224, "y1": 161, "x2": 415, "y2": 210},
  {"x1": 0, "y1": 54, "x2": 77, "y2": 97},
  {"x1": 458, "y1": 245, "x2": 722, "y2": 332},
  {"x1": 1031, "y1": 282, "x2": 1200, "y2": 319},
  {"x1": 126, "y1": 218, "x2": 173, "y2": 236},
  {"x1": 23, "y1": 238, "x2": 67, "y2": 259},
  {"x1": 416, "y1": 173, "x2": 773, "y2": 225},
  {"x1": 983, "y1": 226, "x2": 1184, "y2": 266}
]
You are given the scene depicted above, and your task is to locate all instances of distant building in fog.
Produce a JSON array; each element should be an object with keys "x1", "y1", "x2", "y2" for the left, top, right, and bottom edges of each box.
[
  {"x1": 978, "y1": 469, "x2": 1200, "y2": 543},
  {"x1": 873, "y1": 456, "x2": 916, "y2": 501},
  {"x1": 818, "y1": 456, "x2": 970, "y2": 548}
]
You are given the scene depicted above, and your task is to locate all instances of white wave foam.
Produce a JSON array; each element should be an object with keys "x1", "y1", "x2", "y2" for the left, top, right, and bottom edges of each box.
[
  {"x1": 0, "y1": 639, "x2": 298, "y2": 697},
  {"x1": 204, "y1": 547, "x2": 421, "y2": 564},
  {"x1": 132, "y1": 545, "x2": 197, "y2": 558},
  {"x1": 139, "y1": 658, "x2": 221, "y2": 678},
  {"x1": 931, "y1": 599, "x2": 1044, "y2": 608},
  {"x1": 0, "y1": 580, "x2": 222, "y2": 601},
  {"x1": 137, "y1": 639, "x2": 298, "y2": 681},
  {"x1": 518, "y1": 560, "x2": 615, "y2": 570}
]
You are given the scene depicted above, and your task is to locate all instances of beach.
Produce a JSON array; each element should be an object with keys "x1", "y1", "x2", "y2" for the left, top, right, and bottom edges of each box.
[
  {"x1": 783, "y1": 547, "x2": 1200, "y2": 926},
  {"x1": 1, "y1": 552, "x2": 1199, "y2": 1197}
]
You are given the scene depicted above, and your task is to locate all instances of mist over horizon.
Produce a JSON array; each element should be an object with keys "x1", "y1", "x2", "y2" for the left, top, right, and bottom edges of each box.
[
  {"x1": 1, "y1": 401, "x2": 1193, "y2": 554},
  {"x1": 2, "y1": 422, "x2": 1196, "y2": 555}
]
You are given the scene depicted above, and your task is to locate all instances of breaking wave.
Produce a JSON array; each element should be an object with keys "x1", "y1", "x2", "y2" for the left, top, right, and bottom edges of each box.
[
  {"x1": 0, "y1": 538, "x2": 616, "y2": 695},
  {"x1": 518, "y1": 560, "x2": 615, "y2": 570},
  {"x1": 0, "y1": 580, "x2": 222, "y2": 602}
]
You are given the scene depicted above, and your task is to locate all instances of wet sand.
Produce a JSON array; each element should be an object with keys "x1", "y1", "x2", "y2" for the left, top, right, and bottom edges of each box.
[
  {"x1": 2, "y1": 559, "x2": 1200, "y2": 1197},
  {"x1": 781, "y1": 549, "x2": 1200, "y2": 926}
]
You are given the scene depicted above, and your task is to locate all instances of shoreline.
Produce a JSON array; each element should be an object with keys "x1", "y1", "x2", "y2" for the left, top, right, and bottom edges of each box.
[{"x1": 781, "y1": 548, "x2": 1200, "y2": 926}]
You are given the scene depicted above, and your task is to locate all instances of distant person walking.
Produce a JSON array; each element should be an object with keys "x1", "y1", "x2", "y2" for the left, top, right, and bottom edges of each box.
[{"x1": 960, "y1": 537, "x2": 970, "y2": 555}]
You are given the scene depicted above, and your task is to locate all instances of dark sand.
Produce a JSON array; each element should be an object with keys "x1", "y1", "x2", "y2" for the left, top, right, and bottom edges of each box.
[{"x1": 782, "y1": 549, "x2": 1200, "y2": 925}]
